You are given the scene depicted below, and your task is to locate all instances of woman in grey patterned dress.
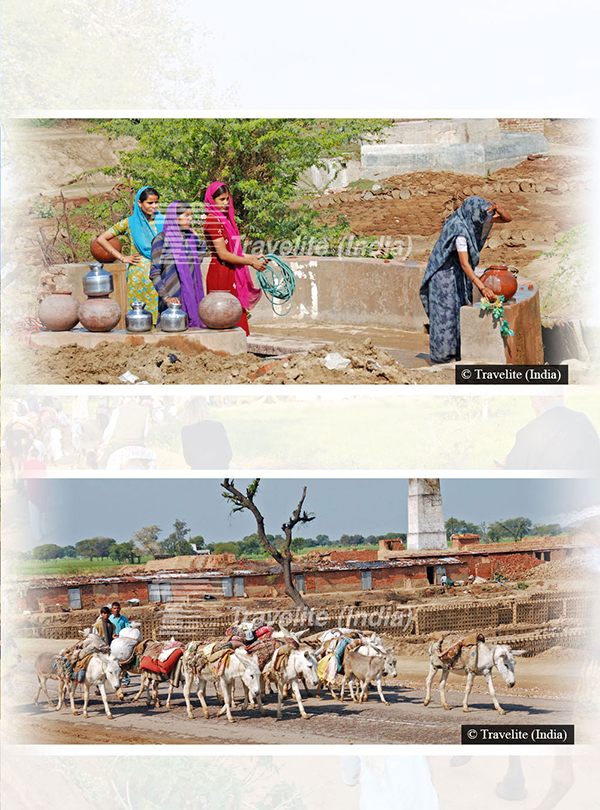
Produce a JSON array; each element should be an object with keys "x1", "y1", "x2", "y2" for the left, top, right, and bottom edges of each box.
[{"x1": 420, "y1": 196, "x2": 512, "y2": 364}]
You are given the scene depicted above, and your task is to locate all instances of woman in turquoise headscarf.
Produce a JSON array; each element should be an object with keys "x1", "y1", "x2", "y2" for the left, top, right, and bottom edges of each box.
[{"x1": 96, "y1": 186, "x2": 165, "y2": 322}]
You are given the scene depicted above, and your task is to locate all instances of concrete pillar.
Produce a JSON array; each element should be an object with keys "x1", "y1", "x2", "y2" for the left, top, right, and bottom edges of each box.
[{"x1": 406, "y1": 478, "x2": 447, "y2": 551}]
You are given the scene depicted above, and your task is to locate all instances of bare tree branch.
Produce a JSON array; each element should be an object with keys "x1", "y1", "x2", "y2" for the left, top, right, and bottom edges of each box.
[{"x1": 221, "y1": 478, "x2": 316, "y2": 614}]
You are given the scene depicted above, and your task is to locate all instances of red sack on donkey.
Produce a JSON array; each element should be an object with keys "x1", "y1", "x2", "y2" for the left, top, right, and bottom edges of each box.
[{"x1": 140, "y1": 647, "x2": 183, "y2": 676}]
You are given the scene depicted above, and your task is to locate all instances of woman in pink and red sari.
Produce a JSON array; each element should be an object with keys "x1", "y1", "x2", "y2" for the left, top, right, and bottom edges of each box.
[{"x1": 203, "y1": 182, "x2": 266, "y2": 335}]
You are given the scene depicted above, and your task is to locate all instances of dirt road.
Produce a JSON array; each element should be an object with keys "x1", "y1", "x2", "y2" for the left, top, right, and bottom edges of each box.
[{"x1": 5, "y1": 649, "x2": 581, "y2": 746}]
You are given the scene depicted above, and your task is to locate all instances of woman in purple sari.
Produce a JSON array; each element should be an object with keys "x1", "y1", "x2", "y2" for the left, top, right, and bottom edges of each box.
[{"x1": 149, "y1": 201, "x2": 206, "y2": 326}]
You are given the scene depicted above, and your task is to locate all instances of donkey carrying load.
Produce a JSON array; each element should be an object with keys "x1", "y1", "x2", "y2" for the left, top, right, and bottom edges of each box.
[
  {"x1": 178, "y1": 640, "x2": 262, "y2": 723},
  {"x1": 423, "y1": 631, "x2": 524, "y2": 715},
  {"x1": 130, "y1": 639, "x2": 185, "y2": 708},
  {"x1": 261, "y1": 645, "x2": 319, "y2": 720}
]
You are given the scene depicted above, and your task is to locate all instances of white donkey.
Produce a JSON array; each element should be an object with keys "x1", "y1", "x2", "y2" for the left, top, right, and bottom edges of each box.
[
  {"x1": 424, "y1": 640, "x2": 524, "y2": 715},
  {"x1": 262, "y1": 647, "x2": 319, "y2": 720},
  {"x1": 58, "y1": 652, "x2": 125, "y2": 719},
  {"x1": 179, "y1": 646, "x2": 262, "y2": 723}
]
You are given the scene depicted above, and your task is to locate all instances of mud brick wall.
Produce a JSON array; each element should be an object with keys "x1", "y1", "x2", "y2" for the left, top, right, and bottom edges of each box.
[
  {"x1": 27, "y1": 584, "x2": 97, "y2": 612},
  {"x1": 29, "y1": 617, "x2": 161, "y2": 641},
  {"x1": 92, "y1": 580, "x2": 149, "y2": 604},
  {"x1": 372, "y1": 566, "x2": 426, "y2": 588},
  {"x1": 457, "y1": 551, "x2": 544, "y2": 580},
  {"x1": 413, "y1": 600, "x2": 516, "y2": 634},
  {"x1": 497, "y1": 118, "x2": 545, "y2": 135},
  {"x1": 328, "y1": 549, "x2": 378, "y2": 562},
  {"x1": 26, "y1": 586, "x2": 70, "y2": 612},
  {"x1": 307, "y1": 570, "x2": 362, "y2": 593}
]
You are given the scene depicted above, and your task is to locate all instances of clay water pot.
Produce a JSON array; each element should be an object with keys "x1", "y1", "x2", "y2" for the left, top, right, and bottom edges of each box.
[
  {"x1": 90, "y1": 236, "x2": 121, "y2": 263},
  {"x1": 38, "y1": 291, "x2": 80, "y2": 331},
  {"x1": 480, "y1": 265, "x2": 518, "y2": 300},
  {"x1": 78, "y1": 296, "x2": 121, "y2": 332},
  {"x1": 199, "y1": 290, "x2": 242, "y2": 329}
]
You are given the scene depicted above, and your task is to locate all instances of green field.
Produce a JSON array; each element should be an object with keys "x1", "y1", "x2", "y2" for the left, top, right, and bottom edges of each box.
[{"x1": 11, "y1": 557, "x2": 152, "y2": 578}]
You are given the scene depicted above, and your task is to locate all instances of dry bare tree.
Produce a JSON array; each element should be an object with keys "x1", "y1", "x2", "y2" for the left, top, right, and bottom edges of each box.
[{"x1": 221, "y1": 478, "x2": 315, "y2": 611}]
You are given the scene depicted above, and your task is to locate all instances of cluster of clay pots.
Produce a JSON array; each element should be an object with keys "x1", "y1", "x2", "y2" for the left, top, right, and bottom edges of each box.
[
  {"x1": 38, "y1": 264, "x2": 243, "y2": 333},
  {"x1": 38, "y1": 263, "x2": 122, "y2": 333}
]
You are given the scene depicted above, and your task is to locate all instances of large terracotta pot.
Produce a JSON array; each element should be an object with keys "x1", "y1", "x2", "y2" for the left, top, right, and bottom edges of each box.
[
  {"x1": 480, "y1": 265, "x2": 518, "y2": 300},
  {"x1": 199, "y1": 290, "x2": 242, "y2": 329},
  {"x1": 90, "y1": 236, "x2": 121, "y2": 263},
  {"x1": 38, "y1": 291, "x2": 80, "y2": 331},
  {"x1": 78, "y1": 295, "x2": 121, "y2": 332}
]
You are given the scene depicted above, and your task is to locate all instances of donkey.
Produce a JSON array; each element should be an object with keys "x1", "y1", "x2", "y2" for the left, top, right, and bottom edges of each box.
[
  {"x1": 340, "y1": 645, "x2": 397, "y2": 704},
  {"x1": 34, "y1": 653, "x2": 62, "y2": 708},
  {"x1": 262, "y1": 647, "x2": 319, "y2": 720},
  {"x1": 58, "y1": 652, "x2": 125, "y2": 719},
  {"x1": 424, "y1": 640, "x2": 524, "y2": 715},
  {"x1": 179, "y1": 646, "x2": 262, "y2": 723}
]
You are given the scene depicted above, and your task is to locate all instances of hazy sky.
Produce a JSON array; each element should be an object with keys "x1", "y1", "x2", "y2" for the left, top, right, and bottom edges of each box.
[{"x1": 34, "y1": 477, "x2": 595, "y2": 548}]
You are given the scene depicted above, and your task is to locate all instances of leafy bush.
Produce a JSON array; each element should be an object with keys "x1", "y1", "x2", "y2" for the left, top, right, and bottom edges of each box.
[
  {"x1": 90, "y1": 118, "x2": 390, "y2": 253},
  {"x1": 539, "y1": 224, "x2": 592, "y2": 315}
]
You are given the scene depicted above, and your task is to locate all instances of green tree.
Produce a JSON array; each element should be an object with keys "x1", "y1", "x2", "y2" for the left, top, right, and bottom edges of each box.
[
  {"x1": 94, "y1": 537, "x2": 116, "y2": 559},
  {"x1": 75, "y1": 539, "x2": 98, "y2": 560},
  {"x1": 239, "y1": 534, "x2": 266, "y2": 556},
  {"x1": 210, "y1": 541, "x2": 243, "y2": 556},
  {"x1": 445, "y1": 518, "x2": 481, "y2": 543},
  {"x1": 32, "y1": 544, "x2": 63, "y2": 561},
  {"x1": 531, "y1": 523, "x2": 563, "y2": 536},
  {"x1": 132, "y1": 525, "x2": 162, "y2": 557},
  {"x1": 488, "y1": 517, "x2": 533, "y2": 543},
  {"x1": 161, "y1": 519, "x2": 193, "y2": 557},
  {"x1": 111, "y1": 541, "x2": 140, "y2": 564},
  {"x1": 95, "y1": 118, "x2": 389, "y2": 248},
  {"x1": 189, "y1": 535, "x2": 205, "y2": 551},
  {"x1": 339, "y1": 533, "x2": 366, "y2": 546},
  {"x1": 61, "y1": 545, "x2": 77, "y2": 558}
]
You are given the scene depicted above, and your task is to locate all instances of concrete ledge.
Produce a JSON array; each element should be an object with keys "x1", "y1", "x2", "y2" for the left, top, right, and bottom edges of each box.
[
  {"x1": 377, "y1": 118, "x2": 501, "y2": 145},
  {"x1": 361, "y1": 133, "x2": 548, "y2": 178},
  {"x1": 251, "y1": 256, "x2": 428, "y2": 332},
  {"x1": 30, "y1": 327, "x2": 248, "y2": 355}
]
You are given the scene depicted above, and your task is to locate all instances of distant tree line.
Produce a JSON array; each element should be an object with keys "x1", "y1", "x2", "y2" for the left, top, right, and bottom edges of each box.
[
  {"x1": 29, "y1": 524, "x2": 407, "y2": 563},
  {"x1": 445, "y1": 517, "x2": 563, "y2": 544}
]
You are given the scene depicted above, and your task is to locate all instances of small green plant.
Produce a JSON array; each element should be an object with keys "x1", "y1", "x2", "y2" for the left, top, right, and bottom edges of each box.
[
  {"x1": 539, "y1": 224, "x2": 591, "y2": 315},
  {"x1": 30, "y1": 200, "x2": 55, "y2": 218},
  {"x1": 515, "y1": 581, "x2": 529, "y2": 590},
  {"x1": 480, "y1": 294, "x2": 514, "y2": 338}
]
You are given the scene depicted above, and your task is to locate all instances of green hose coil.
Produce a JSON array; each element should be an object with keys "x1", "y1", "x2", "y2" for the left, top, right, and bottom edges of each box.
[{"x1": 257, "y1": 254, "x2": 297, "y2": 316}]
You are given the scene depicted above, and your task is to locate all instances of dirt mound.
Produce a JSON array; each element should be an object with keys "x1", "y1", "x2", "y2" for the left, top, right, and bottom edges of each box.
[
  {"x1": 315, "y1": 154, "x2": 591, "y2": 275},
  {"x1": 523, "y1": 554, "x2": 591, "y2": 581},
  {"x1": 7, "y1": 337, "x2": 436, "y2": 385}
]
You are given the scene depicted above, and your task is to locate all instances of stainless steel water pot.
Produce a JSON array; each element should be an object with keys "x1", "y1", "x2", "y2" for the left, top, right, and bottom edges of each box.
[
  {"x1": 160, "y1": 301, "x2": 188, "y2": 332},
  {"x1": 82, "y1": 262, "x2": 114, "y2": 297},
  {"x1": 125, "y1": 301, "x2": 153, "y2": 332}
]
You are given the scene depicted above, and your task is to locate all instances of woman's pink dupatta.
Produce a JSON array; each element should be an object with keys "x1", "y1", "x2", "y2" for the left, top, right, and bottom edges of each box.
[{"x1": 204, "y1": 181, "x2": 261, "y2": 310}]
